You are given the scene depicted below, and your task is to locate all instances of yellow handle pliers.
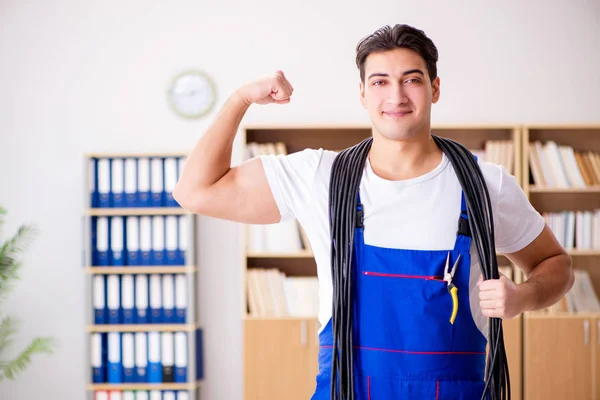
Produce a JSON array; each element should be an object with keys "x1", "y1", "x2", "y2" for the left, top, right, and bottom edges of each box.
[{"x1": 444, "y1": 252, "x2": 461, "y2": 324}]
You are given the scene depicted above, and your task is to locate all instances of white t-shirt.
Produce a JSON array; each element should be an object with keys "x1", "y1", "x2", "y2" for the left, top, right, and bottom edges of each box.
[{"x1": 259, "y1": 147, "x2": 545, "y2": 338}]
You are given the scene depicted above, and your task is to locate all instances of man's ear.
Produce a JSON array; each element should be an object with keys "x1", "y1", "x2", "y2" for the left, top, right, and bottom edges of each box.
[
  {"x1": 432, "y1": 76, "x2": 441, "y2": 103},
  {"x1": 360, "y1": 81, "x2": 366, "y2": 108}
]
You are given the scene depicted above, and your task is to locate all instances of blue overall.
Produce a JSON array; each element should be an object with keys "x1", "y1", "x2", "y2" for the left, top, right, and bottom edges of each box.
[{"x1": 312, "y1": 191, "x2": 488, "y2": 399}]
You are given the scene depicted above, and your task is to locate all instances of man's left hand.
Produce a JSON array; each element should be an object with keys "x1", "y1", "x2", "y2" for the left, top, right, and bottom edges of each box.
[{"x1": 478, "y1": 272, "x2": 526, "y2": 319}]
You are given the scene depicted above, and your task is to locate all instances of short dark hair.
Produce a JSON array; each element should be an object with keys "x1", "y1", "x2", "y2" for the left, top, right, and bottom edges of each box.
[{"x1": 355, "y1": 24, "x2": 439, "y2": 83}]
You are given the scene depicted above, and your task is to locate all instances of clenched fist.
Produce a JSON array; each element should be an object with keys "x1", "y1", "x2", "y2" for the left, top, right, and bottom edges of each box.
[
  {"x1": 478, "y1": 272, "x2": 526, "y2": 319},
  {"x1": 236, "y1": 70, "x2": 294, "y2": 106}
]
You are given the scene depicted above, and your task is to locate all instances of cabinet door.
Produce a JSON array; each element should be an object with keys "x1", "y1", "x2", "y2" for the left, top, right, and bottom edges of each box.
[
  {"x1": 524, "y1": 316, "x2": 593, "y2": 400},
  {"x1": 244, "y1": 319, "x2": 315, "y2": 400},
  {"x1": 595, "y1": 317, "x2": 600, "y2": 400},
  {"x1": 503, "y1": 315, "x2": 522, "y2": 400}
]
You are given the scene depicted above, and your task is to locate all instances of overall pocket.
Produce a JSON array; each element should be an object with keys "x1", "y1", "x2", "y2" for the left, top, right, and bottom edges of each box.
[{"x1": 358, "y1": 271, "x2": 455, "y2": 353}]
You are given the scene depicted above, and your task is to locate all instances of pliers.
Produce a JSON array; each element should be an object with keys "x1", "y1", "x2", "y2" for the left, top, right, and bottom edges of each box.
[{"x1": 444, "y1": 252, "x2": 461, "y2": 324}]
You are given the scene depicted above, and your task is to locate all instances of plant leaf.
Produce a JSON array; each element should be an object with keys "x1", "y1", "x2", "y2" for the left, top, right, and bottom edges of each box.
[{"x1": 0, "y1": 337, "x2": 55, "y2": 381}]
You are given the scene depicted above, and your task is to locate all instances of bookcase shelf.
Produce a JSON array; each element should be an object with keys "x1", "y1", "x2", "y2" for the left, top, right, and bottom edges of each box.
[
  {"x1": 521, "y1": 125, "x2": 600, "y2": 399},
  {"x1": 86, "y1": 207, "x2": 190, "y2": 216},
  {"x1": 86, "y1": 324, "x2": 199, "y2": 333},
  {"x1": 83, "y1": 152, "x2": 203, "y2": 400},
  {"x1": 85, "y1": 266, "x2": 197, "y2": 274},
  {"x1": 88, "y1": 381, "x2": 201, "y2": 391},
  {"x1": 246, "y1": 251, "x2": 314, "y2": 259}
]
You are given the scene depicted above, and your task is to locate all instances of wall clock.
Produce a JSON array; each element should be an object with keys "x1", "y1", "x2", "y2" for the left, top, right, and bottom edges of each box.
[{"x1": 167, "y1": 70, "x2": 217, "y2": 119}]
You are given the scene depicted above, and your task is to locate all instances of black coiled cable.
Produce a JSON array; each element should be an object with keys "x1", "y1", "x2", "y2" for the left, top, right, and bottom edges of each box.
[{"x1": 328, "y1": 135, "x2": 510, "y2": 400}]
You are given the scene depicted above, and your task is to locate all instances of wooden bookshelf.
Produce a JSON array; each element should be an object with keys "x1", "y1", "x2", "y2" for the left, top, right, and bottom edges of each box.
[
  {"x1": 83, "y1": 152, "x2": 202, "y2": 400},
  {"x1": 521, "y1": 125, "x2": 600, "y2": 399}
]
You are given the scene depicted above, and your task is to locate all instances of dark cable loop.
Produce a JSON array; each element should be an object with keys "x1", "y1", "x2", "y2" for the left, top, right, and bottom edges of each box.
[{"x1": 328, "y1": 135, "x2": 510, "y2": 400}]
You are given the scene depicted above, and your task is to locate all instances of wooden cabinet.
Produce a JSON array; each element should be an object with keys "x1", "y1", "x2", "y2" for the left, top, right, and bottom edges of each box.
[
  {"x1": 503, "y1": 315, "x2": 523, "y2": 400},
  {"x1": 244, "y1": 318, "x2": 319, "y2": 400},
  {"x1": 524, "y1": 315, "x2": 596, "y2": 400}
]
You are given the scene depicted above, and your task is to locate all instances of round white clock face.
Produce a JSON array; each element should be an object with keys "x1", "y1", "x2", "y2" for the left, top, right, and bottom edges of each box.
[{"x1": 167, "y1": 70, "x2": 217, "y2": 119}]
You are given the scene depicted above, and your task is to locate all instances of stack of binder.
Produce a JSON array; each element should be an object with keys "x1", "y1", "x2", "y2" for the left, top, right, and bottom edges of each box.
[
  {"x1": 89, "y1": 156, "x2": 186, "y2": 208},
  {"x1": 93, "y1": 274, "x2": 188, "y2": 325},
  {"x1": 91, "y1": 215, "x2": 189, "y2": 266},
  {"x1": 85, "y1": 152, "x2": 202, "y2": 399}
]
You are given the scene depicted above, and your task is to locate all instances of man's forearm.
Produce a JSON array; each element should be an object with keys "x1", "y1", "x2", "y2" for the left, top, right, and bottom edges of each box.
[{"x1": 517, "y1": 253, "x2": 574, "y2": 312}]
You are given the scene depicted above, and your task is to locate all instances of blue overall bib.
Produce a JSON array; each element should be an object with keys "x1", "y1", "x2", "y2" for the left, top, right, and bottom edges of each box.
[{"x1": 312, "y1": 191, "x2": 488, "y2": 399}]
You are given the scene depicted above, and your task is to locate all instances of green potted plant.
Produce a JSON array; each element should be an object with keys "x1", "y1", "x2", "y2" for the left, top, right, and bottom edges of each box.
[{"x1": 0, "y1": 207, "x2": 55, "y2": 381}]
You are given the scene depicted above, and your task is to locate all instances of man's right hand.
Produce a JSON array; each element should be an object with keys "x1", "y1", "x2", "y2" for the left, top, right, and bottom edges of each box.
[{"x1": 236, "y1": 70, "x2": 294, "y2": 106}]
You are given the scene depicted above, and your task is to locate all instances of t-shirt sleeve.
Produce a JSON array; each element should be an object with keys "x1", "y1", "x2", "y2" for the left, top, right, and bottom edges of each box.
[
  {"x1": 492, "y1": 166, "x2": 546, "y2": 254},
  {"x1": 258, "y1": 148, "x2": 324, "y2": 222}
]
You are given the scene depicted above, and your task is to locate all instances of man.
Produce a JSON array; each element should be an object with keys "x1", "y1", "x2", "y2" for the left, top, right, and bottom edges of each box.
[{"x1": 174, "y1": 24, "x2": 573, "y2": 399}]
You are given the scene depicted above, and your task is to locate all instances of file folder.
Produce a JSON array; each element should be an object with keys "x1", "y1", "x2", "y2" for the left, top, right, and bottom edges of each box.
[
  {"x1": 111, "y1": 158, "x2": 125, "y2": 208},
  {"x1": 126, "y1": 217, "x2": 140, "y2": 266},
  {"x1": 107, "y1": 275, "x2": 121, "y2": 324},
  {"x1": 175, "y1": 275, "x2": 187, "y2": 323},
  {"x1": 98, "y1": 158, "x2": 110, "y2": 208},
  {"x1": 150, "y1": 158, "x2": 164, "y2": 207},
  {"x1": 162, "y1": 274, "x2": 175, "y2": 324},
  {"x1": 121, "y1": 275, "x2": 135, "y2": 324},
  {"x1": 149, "y1": 275, "x2": 163, "y2": 323},
  {"x1": 137, "y1": 158, "x2": 151, "y2": 207},
  {"x1": 122, "y1": 392, "x2": 135, "y2": 400},
  {"x1": 164, "y1": 157, "x2": 178, "y2": 207},
  {"x1": 163, "y1": 391, "x2": 176, "y2": 400},
  {"x1": 107, "y1": 332, "x2": 122, "y2": 383},
  {"x1": 174, "y1": 332, "x2": 187, "y2": 383},
  {"x1": 95, "y1": 391, "x2": 109, "y2": 400},
  {"x1": 139, "y1": 217, "x2": 152, "y2": 265},
  {"x1": 147, "y1": 332, "x2": 162, "y2": 383},
  {"x1": 165, "y1": 216, "x2": 178, "y2": 265},
  {"x1": 111, "y1": 217, "x2": 125, "y2": 266},
  {"x1": 96, "y1": 217, "x2": 110, "y2": 266},
  {"x1": 135, "y1": 392, "x2": 148, "y2": 400},
  {"x1": 93, "y1": 275, "x2": 106, "y2": 324},
  {"x1": 91, "y1": 333, "x2": 105, "y2": 383},
  {"x1": 122, "y1": 333, "x2": 135, "y2": 383},
  {"x1": 135, "y1": 332, "x2": 148, "y2": 383},
  {"x1": 149, "y1": 391, "x2": 161, "y2": 400},
  {"x1": 135, "y1": 274, "x2": 149, "y2": 324},
  {"x1": 178, "y1": 216, "x2": 187, "y2": 265},
  {"x1": 90, "y1": 158, "x2": 99, "y2": 208},
  {"x1": 177, "y1": 392, "x2": 189, "y2": 400},
  {"x1": 162, "y1": 332, "x2": 174, "y2": 383},
  {"x1": 124, "y1": 158, "x2": 137, "y2": 208},
  {"x1": 151, "y1": 216, "x2": 165, "y2": 265},
  {"x1": 109, "y1": 392, "x2": 122, "y2": 400}
]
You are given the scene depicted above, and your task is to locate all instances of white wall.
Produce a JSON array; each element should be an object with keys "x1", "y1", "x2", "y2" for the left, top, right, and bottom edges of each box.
[{"x1": 0, "y1": 0, "x2": 598, "y2": 399}]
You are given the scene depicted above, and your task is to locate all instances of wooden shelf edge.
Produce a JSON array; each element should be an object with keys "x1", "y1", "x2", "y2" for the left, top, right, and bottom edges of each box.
[
  {"x1": 86, "y1": 324, "x2": 198, "y2": 332},
  {"x1": 529, "y1": 186, "x2": 600, "y2": 193},
  {"x1": 85, "y1": 151, "x2": 189, "y2": 158},
  {"x1": 524, "y1": 312, "x2": 600, "y2": 319},
  {"x1": 86, "y1": 266, "x2": 197, "y2": 274},
  {"x1": 244, "y1": 315, "x2": 319, "y2": 321},
  {"x1": 86, "y1": 208, "x2": 190, "y2": 216},
  {"x1": 88, "y1": 381, "x2": 201, "y2": 391},
  {"x1": 246, "y1": 251, "x2": 314, "y2": 259}
]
